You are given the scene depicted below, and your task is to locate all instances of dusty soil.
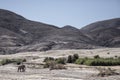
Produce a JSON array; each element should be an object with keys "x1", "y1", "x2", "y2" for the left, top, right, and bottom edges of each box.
[
  {"x1": 0, "y1": 64, "x2": 96, "y2": 80},
  {"x1": 0, "y1": 48, "x2": 120, "y2": 80}
]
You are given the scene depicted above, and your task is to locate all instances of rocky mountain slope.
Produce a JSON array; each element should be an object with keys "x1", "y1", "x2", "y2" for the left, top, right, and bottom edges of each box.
[
  {"x1": 80, "y1": 18, "x2": 120, "y2": 47},
  {"x1": 0, "y1": 9, "x2": 95, "y2": 54},
  {"x1": 0, "y1": 9, "x2": 120, "y2": 54}
]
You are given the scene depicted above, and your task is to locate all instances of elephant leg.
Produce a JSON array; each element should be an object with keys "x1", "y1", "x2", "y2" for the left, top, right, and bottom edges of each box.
[
  {"x1": 22, "y1": 68, "x2": 24, "y2": 72},
  {"x1": 18, "y1": 67, "x2": 20, "y2": 72},
  {"x1": 17, "y1": 68, "x2": 19, "y2": 72},
  {"x1": 20, "y1": 68, "x2": 22, "y2": 72}
]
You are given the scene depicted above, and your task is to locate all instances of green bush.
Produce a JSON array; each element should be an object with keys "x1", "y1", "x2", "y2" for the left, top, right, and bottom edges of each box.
[
  {"x1": 44, "y1": 57, "x2": 66, "y2": 64},
  {"x1": 75, "y1": 57, "x2": 120, "y2": 66},
  {"x1": 75, "y1": 58, "x2": 85, "y2": 64},
  {"x1": 13, "y1": 58, "x2": 26, "y2": 65},
  {"x1": 73, "y1": 54, "x2": 79, "y2": 62},
  {"x1": 94, "y1": 55, "x2": 100, "y2": 59},
  {"x1": 0, "y1": 58, "x2": 26, "y2": 65},
  {"x1": 67, "y1": 55, "x2": 73, "y2": 63},
  {"x1": 83, "y1": 59, "x2": 93, "y2": 66},
  {"x1": 0, "y1": 59, "x2": 13, "y2": 65},
  {"x1": 114, "y1": 55, "x2": 118, "y2": 58},
  {"x1": 43, "y1": 61, "x2": 56, "y2": 68},
  {"x1": 55, "y1": 58, "x2": 66, "y2": 64},
  {"x1": 44, "y1": 57, "x2": 54, "y2": 62}
]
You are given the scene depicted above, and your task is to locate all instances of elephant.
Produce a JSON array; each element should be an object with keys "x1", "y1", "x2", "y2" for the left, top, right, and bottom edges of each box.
[{"x1": 17, "y1": 64, "x2": 26, "y2": 72}]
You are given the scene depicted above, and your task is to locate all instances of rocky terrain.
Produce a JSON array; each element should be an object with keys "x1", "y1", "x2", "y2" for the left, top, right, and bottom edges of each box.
[
  {"x1": 0, "y1": 9, "x2": 120, "y2": 54},
  {"x1": 80, "y1": 18, "x2": 120, "y2": 47}
]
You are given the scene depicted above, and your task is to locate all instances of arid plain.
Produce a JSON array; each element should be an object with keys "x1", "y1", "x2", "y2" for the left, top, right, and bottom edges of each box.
[{"x1": 0, "y1": 48, "x2": 120, "y2": 80}]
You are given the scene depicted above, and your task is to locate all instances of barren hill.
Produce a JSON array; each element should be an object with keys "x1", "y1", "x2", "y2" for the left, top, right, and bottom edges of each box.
[
  {"x1": 0, "y1": 9, "x2": 120, "y2": 54},
  {"x1": 80, "y1": 18, "x2": 120, "y2": 47},
  {"x1": 0, "y1": 9, "x2": 95, "y2": 54}
]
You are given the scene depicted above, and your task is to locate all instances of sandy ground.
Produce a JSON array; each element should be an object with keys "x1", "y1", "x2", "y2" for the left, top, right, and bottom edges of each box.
[
  {"x1": 0, "y1": 48, "x2": 120, "y2": 80},
  {"x1": 0, "y1": 64, "x2": 97, "y2": 80}
]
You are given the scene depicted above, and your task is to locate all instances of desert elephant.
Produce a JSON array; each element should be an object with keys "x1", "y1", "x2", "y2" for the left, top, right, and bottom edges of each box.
[{"x1": 17, "y1": 64, "x2": 26, "y2": 72}]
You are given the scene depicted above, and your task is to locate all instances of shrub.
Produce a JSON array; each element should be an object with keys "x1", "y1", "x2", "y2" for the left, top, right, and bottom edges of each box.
[
  {"x1": 0, "y1": 58, "x2": 26, "y2": 65},
  {"x1": 75, "y1": 58, "x2": 85, "y2": 64},
  {"x1": 73, "y1": 54, "x2": 79, "y2": 62},
  {"x1": 55, "y1": 58, "x2": 66, "y2": 64},
  {"x1": 0, "y1": 59, "x2": 13, "y2": 65},
  {"x1": 94, "y1": 55, "x2": 100, "y2": 59},
  {"x1": 114, "y1": 55, "x2": 118, "y2": 58},
  {"x1": 43, "y1": 61, "x2": 56, "y2": 68},
  {"x1": 75, "y1": 57, "x2": 120, "y2": 66},
  {"x1": 43, "y1": 62, "x2": 49, "y2": 68},
  {"x1": 83, "y1": 59, "x2": 94, "y2": 66},
  {"x1": 67, "y1": 55, "x2": 73, "y2": 63},
  {"x1": 13, "y1": 58, "x2": 26, "y2": 65},
  {"x1": 43, "y1": 57, "x2": 54, "y2": 62}
]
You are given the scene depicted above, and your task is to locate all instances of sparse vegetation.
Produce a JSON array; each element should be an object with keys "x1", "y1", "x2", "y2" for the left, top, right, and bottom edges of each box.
[
  {"x1": 67, "y1": 55, "x2": 73, "y2": 63},
  {"x1": 115, "y1": 55, "x2": 118, "y2": 58},
  {"x1": 43, "y1": 61, "x2": 56, "y2": 68},
  {"x1": 0, "y1": 59, "x2": 12, "y2": 65},
  {"x1": 43, "y1": 54, "x2": 120, "y2": 66},
  {"x1": 43, "y1": 57, "x2": 54, "y2": 62},
  {"x1": 75, "y1": 57, "x2": 120, "y2": 66},
  {"x1": 75, "y1": 58, "x2": 86, "y2": 64},
  {"x1": 43, "y1": 60, "x2": 66, "y2": 70},
  {"x1": 67, "y1": 54, "x2": 79, "y2": 63},
  {"x1": 55, "y1": 58, "x2": 66, "y2": 64},
  {"x1": 43, "y1": 57, "x2": 66, "y2": 69},
  {"x1": 0, "y1": 58, "x2": 26, "y2": 65},
  {"x1": 94, "y1": 55, "x2": 100, "y2": 59},
  {"x1": 44, "y1": 57, "x2": 66, "y2": 64},
  {"x1": 73, "y1": 54, "x2": 79, "y2": 62}
]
